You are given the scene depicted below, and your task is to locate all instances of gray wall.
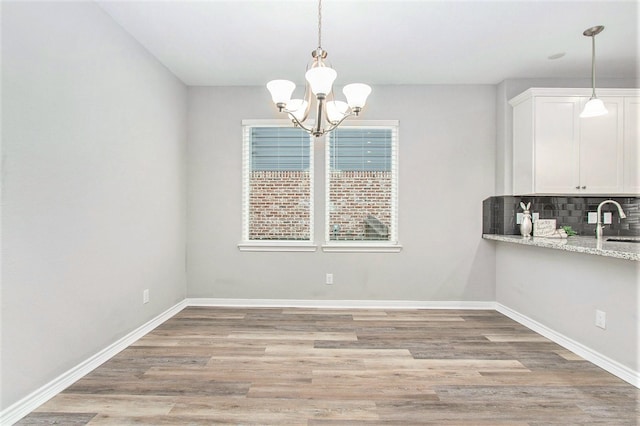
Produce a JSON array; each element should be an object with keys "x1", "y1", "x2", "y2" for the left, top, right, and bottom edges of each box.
[
  {"x1": 1, "y1": 1, "x2": 188, "y2": 409},
  {"x1": 187, "y1": 85, "x2": 497, "y2": 301},
  {"x1": 496, "y1": 243, "x2": 639, "y2": 373}
]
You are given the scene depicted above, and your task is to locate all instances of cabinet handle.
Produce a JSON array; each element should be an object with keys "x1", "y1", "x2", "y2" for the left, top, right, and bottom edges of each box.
[
  {"x1": 575, "y1": 186, "x2": 580, "y2": 189},
  {"x1": 582, "y1": 186, "x2": 587, "y2": 189}
]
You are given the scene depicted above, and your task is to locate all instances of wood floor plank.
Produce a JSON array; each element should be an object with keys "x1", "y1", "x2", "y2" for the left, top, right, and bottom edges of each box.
[
  {"x1": 33, "y1": 394, "x2": 175, "y2": 416},
  {"x1": 167, "y1": 396, "x2": 380, "y2": 423},
  {"x1": 15, "y1": 412, "x2": 97, "y2": 425},
  {"x1": 484, "y1": 333, "x2": 552, "y2": 342},
  {"x1": 17, "y1": 307, "x2": 640, "y2": 425},
  {"x1": 265, "y1": 346, "x2": 413, "y2": 357},
  {"x1": 227, "y1": 331, "x2": 358, "y2": 341}
]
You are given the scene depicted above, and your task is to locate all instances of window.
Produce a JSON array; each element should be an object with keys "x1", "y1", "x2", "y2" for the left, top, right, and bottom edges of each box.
[
  {"x1": 240, "y1": 122, "x2": 315, "y2": 251},
  {"x1": 325, "y1": 122, "x2": 399, "y2": 251}
]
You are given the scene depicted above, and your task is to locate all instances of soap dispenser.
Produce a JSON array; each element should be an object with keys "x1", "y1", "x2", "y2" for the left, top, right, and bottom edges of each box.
[{"x1": 519, "y1": 202, "x2": 533, "y2": 237}]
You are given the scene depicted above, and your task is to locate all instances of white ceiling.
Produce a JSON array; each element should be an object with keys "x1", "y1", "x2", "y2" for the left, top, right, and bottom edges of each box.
[{"x1": 96, "y1": 0, "x2": 639, "y2": 86}]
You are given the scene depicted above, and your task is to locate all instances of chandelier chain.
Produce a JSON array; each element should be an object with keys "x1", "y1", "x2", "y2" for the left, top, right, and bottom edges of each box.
[{"x1": 317, "y1": 0, "x2": 322, "y2": 48}]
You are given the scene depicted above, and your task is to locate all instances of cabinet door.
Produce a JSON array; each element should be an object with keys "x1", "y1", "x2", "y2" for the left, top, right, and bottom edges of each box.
[
  {"x1": 579, "y1": 97, "x2": 624, "y2": 193},
  {"x1": 534, "y1": 97, "x2": 580, "y2": 193},
  {"x1": 623, "y1": 97, "x2": 640, "y2": 193}
]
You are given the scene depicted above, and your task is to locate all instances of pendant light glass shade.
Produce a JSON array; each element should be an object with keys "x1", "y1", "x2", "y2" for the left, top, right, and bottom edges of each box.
[
  {"x1": 580, "y1": 98, "x2": 608, "y2": 118},
  {"x1": 267, "y1": 80, "x2": 295, "y2": 104},
  {"x1": 326, "y1": 100, "x2": 349, "y2": 123},
  {"x1": 343, "y1": 83, "x2": 372, "y2": 108},
  {"x1": 305, "y1": 67, "x2": 337, "y2": 95}
]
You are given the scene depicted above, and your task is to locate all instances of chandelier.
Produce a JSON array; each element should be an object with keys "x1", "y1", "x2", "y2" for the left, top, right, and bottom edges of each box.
[
  {"x1": 266, "y1": 0, "x2": 372, "y2": 137},
  {"x1": 580, "y1": 25, "x2": 608, "y2": 118}
]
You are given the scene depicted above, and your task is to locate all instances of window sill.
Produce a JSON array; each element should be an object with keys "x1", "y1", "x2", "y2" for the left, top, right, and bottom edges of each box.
[
  {"x1": 238, "y1": 241, "x2": 318, "y2": 252},
  {"x1": 321, "y1": 242, "x2": 403, "y2": 253}
]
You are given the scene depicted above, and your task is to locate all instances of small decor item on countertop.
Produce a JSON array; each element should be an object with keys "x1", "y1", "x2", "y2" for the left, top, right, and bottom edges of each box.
[
  {"x1": 561, "y1": 225, "x2": 578, "y2": 236},
  {"x1": 543, "y1": 228, "x2": 569, "y2": 239},
  {"x1": 534, "y1": 219, "x2": 569, "y2": 238},
  {"x1": 534, "y1": 219, "x2": 557, "y2": 237},
  {"x1": 519, "y1": 202, "x2": 533, "y2": 237},
  {"x1": 529, "y1": 218, "x2": 569, "y2": 239}
]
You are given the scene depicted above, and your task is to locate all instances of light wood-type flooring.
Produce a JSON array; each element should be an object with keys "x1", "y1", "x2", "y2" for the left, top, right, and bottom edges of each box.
[{"x1": 17, "y1": 307, "x2": 640, "y2": 425}]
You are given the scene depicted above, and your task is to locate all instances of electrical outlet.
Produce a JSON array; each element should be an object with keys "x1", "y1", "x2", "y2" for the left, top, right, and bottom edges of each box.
[
  {"x1": 326, "y1": 273, "x2": 333, "y2": 285},
  {"x1": 516, "y1": 213, "x2": 522, "y2": 224},
  {"x1": 143, "y1": 289, "x2": 150, "y2": 304},
  {"x1": 603, "y1": 212, "x2": 612, "y2": 224},
  {"x1": 588, "y1": 212, "x2": 598, "y2": 224},
  {"x1": 532, "y1": 212, "x2": 539, "y2": 222},
  {"x1": 595, "y1": 309, "x2": 606, "y2": 329}
]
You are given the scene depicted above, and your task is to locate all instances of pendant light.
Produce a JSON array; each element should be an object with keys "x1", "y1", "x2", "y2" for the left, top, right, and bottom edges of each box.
[
  {"x1": 580, "y1": 25, "x2": 608, "y2": 118},
  {"x1": 266, "y1": 0, "x2": 372, "y2": 137}
]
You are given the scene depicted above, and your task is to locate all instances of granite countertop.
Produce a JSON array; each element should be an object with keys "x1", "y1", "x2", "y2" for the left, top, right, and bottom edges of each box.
[{"x1": 482, "y1": 234, "x2": 640, "y2": 261}]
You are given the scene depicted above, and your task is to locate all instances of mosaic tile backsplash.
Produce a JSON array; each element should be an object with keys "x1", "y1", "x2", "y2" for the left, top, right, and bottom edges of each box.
[{"x1": 483, "y1": 196, "x2": 640, "y2": 237}]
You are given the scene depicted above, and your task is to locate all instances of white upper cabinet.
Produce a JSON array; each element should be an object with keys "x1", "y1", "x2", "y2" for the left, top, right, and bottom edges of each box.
[
  {"x1": 623, "y1": 97, "x2": 640, "y2": 193},
  {"x1": 510, "y1": 88, "x2": 638, "y2": 195},
  {"x1": 530, "y1": 96, "x2": 580, "y2": 194},
  {"x1": 578, "y1": 97, "x2": 624, "y2": 193}
]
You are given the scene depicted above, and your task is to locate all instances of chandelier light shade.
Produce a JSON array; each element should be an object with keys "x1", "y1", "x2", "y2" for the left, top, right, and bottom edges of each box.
[
  {"x1": 343, "y1": 83, "x2": 372, "y2": 109},
  {"x1": 266, "y1": 0, "x2": 371, "y2": 137},
  {"x1": 286, "y1": 99, "x2": 309, "y2": 122},
  {"x1": 305, "y1": 66, "x2": 337, "y2": 96},
  {"x1": 580, "y1": 25, "x2": 608, "y2": 118},
  {"x1": 266, "y1": 80, "x2": 296, "y2": 106},
  {"x1": 326, "y1": 100, "x2": 349, "y2": 123}
]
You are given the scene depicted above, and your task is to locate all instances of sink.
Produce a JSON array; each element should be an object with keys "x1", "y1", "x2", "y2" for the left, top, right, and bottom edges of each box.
[{"x1": 606, "y1": 238, "x2": 640, "y2": 243}]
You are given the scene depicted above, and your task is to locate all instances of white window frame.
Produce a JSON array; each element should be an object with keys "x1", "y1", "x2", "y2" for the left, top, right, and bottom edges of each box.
[
  {"x1": 238, "y1": 120, "x2": 317, "y2": 252},
  {"x1": 322, "y1": 120, "x2": 401, "y2": 253}
]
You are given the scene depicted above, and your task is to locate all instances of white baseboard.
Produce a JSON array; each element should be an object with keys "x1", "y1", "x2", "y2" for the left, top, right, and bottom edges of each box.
[
  {"x1": 186, "y1": 298, "x2": 497, "y2": 310},
  {"x1": 496, "y1": 303, "x2": 639, "y2": 388},
  {"x1": 0, "y1": 300, "x2": 187, "y2": 426}
]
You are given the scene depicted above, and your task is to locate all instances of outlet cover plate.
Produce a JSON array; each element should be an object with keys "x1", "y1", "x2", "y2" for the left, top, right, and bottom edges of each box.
[
  {"x1": 595, "y1": 310, "x2": 606, "y2": 329},
  {"x1": 603, "y1": 212, "x2": 612, "y2": 224},
  {"x1": 326, "y1": 273, "x2": 333, "y2": 285},
  {"x1": 588, "y1": 212, "x2": 598, "y2": 224}
]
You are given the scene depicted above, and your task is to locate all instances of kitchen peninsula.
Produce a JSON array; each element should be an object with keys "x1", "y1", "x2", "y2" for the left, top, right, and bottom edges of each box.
[{"x1": 483, "y1": 195, "x2": 639, "y2": 388}]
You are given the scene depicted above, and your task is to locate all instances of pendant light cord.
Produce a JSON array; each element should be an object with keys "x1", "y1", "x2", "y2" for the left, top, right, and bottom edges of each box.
[
  {"x1": 583, "y1": 26, "x2": 605, "y2": 100},
  {"x1": 590, "y1": 34, "x2": 596, "y2": 98}
]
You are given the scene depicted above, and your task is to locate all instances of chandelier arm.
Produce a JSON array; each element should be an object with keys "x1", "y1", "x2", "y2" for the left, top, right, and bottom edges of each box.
[
  {"x1": 286, "y1": 112, "x2": 316, "y2": 134},
  {"x1": 324, "y1": 110, "x2": 356, "y2": 133},
  {"x1": 302, "y1": 85, "x2": 313, "y2": 121}
]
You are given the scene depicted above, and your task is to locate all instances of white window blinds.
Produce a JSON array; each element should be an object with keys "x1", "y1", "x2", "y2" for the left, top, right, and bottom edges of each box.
[
  {"x1": 250, "y1": 127, "x2": 311, "y2": 171},
  {"x1": 326, "y1": 125, "x2": 399, "y2": 243},
  {"x1": 242, "y1": 125, "x2": 314, "y2": 241},
  {"x1": 329, "y1": 127, "x2": 393, "y2": 171}
]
